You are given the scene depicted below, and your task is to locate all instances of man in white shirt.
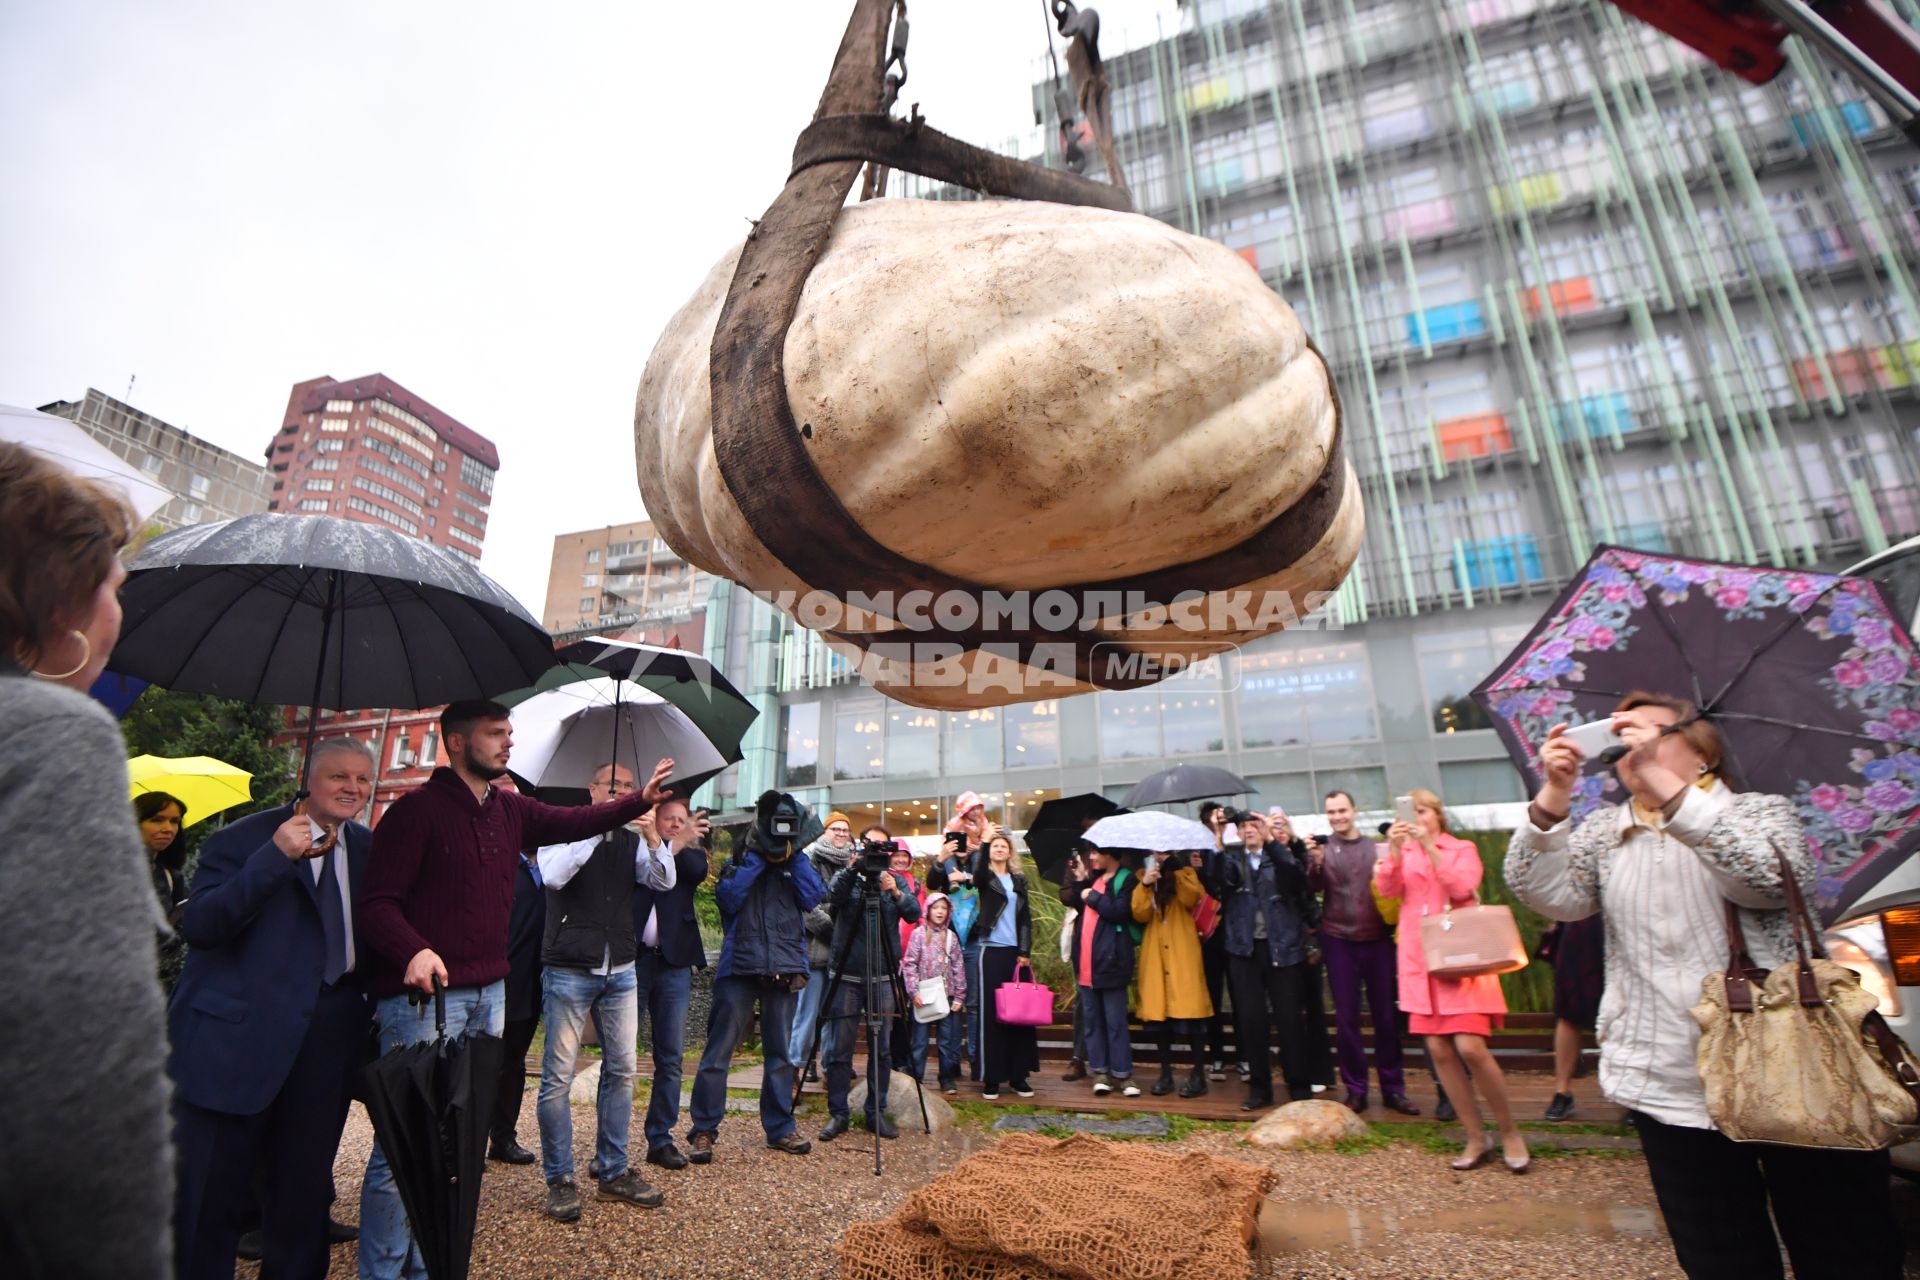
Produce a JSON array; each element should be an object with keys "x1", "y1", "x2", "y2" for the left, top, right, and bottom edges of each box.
[{"x1": 533, "y1": 763, "x2": 677, "y2": 1222}]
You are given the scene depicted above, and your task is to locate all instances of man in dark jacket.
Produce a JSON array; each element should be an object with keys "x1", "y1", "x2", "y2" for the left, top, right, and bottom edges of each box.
[
  {"x1": 684, "y1": 791, "x2": 827, "y2": 1164},
  {"x1": 818, "y1": 854, "x2": 921, "y2": 1140},
  {"x1": 1212, "y1": 811, "x2": 1318, "y2": 1110},
  {"x1": 629, "y1": 797, "x2": 711, "y2": 1171},
  {"x1": 170, "y1": 739, "x2": 375, "y2": 1280},
  {"x1": 487, "y1": 847, "x2": 545, "y2": 1165},
  {"x1": 532, "y1": 763, "x2": 679, "y2": 1222}
]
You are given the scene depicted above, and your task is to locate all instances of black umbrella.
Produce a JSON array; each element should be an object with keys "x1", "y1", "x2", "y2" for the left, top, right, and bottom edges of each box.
[
  {"x1": 109, "y1": 514, "x2": 560, "y2": 785},
  {"x1": 1120, "y1": 763, "x2": 1252, "y2": 809},
  {"x1": 1025, "y1": 792, "x2": 1122, "y2": 883},
  {"x1": 355, "y1": 979, "x2": 504, "y2": 1280}
]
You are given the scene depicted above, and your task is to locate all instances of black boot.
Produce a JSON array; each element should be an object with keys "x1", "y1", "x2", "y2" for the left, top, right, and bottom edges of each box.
[
  {"x1": 1178, "y1": 1066, "x2": 1209, "y2": 1098},
  {"x1": 1150, "y1": 1066, "x2": 1176, "y2": 1096}
]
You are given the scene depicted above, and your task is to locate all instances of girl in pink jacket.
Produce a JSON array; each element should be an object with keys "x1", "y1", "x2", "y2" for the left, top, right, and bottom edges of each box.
[
  {"x1": 1376, "y1": 789, "x2": 1529, "y2": 1174},
  {"x1": 900, "y1": 894, "x2": 968, "y2": 1092}
]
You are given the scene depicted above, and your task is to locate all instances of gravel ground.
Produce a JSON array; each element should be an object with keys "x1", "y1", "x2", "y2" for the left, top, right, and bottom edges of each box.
[{"x1": 252, "y1": 1099, "x2": 1920, "y2": 1280}]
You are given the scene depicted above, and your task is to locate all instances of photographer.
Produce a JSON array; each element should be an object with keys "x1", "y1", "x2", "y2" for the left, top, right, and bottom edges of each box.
[
  {"x1": 818, "y1": 833, "x2": 921, "y2": 1141},
  {"x1": 1212, "y1": 811, "x2": 1316, "y2": 1110},
  {"x1": 683, "y1": 791, "x2": 827, "y2": 1165},
  {"x1": 788, "y1": 811, "x2": 854, "y2": 1079}
]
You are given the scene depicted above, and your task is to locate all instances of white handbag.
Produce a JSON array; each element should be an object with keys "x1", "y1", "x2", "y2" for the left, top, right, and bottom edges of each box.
[{"x1": 913, "y1": 976, "x2": 950, "y2": 1023}]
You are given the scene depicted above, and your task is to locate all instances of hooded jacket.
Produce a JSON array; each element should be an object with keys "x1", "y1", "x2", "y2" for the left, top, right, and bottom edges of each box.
[
  {"x1": 900, "y1": 894, "x2": 968, "y2": 1006},
  {"x1": 1063, "y1": 868, "x2": 1138, "y2": 989}
]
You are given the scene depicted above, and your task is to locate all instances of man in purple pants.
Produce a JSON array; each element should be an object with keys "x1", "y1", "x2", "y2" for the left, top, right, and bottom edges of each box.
[{"x1": 1308, "y1": 791, "x2": 1418, "y2": 1116}]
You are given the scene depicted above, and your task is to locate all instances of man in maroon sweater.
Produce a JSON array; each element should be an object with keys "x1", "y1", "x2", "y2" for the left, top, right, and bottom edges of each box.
[{"x1": 356, "y1": 699, "x2": 672, "y2": 1280}]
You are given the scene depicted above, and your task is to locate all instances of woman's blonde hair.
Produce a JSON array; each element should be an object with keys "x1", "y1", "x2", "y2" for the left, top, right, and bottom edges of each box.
[{"x1": 1408, "y1": 788, "x2": 1450, "y2": 833}]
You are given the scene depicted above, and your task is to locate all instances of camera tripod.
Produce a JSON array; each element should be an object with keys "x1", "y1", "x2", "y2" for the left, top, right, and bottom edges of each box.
[{"x1": 795, "y1": 869, "x2": 932, "y2": 1175}]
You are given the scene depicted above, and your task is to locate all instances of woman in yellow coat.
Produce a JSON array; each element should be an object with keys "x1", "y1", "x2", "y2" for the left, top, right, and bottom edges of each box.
[{"x1": 1132, "y1": 851, "x2": 1215, "y2": 1098}]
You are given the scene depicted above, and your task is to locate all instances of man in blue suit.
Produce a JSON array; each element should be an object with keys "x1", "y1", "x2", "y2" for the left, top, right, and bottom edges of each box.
[{"x1": 169, "y1": 738, "x2": 377, "y2": 1280}]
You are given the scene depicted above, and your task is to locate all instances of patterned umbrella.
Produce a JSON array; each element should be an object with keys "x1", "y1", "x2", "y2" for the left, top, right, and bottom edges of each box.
[
  {"x1": 1472, "y1": 545, "x2": 1920, "y2": 918},
  {"x1": 1081, "y1": 811, "x2": 1215, "y2": 854}
]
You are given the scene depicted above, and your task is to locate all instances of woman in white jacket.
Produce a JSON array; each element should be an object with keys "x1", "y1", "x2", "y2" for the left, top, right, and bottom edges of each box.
[{"x1": 1505, "y1": 690, "x2": 1902, "y2": 1280}]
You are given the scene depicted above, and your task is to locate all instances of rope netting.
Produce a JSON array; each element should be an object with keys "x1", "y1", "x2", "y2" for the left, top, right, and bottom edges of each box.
[{"x1": 835, "y1": 1134, "x2": 1274, "y2": 1280}]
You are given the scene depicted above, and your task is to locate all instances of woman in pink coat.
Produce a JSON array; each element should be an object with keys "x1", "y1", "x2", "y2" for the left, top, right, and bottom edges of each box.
[{"x1": 1375, "y1": 789, "x2": 1530, "y2": 1174}]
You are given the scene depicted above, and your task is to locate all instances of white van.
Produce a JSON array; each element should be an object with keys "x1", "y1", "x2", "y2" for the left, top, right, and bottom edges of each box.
[{"x1": 1833, "y1": 537, "x2": 1920, "y2": 1175}]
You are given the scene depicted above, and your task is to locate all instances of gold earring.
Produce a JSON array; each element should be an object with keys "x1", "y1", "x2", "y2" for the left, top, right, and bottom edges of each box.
[{"x1": 29, "y1": 630, "x2": 90, "y2": 682}]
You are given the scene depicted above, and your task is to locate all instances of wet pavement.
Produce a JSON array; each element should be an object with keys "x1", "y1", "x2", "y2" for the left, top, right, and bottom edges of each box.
[{"x1": 1257, "y1": 1197, "x2": 1664, "y2": 1254}]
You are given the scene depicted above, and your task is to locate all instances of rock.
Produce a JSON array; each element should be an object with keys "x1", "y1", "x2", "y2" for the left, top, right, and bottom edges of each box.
[
  {"x1": 569, "y1": 1060, "x2": 601, "y2": 1106},
  {"x1": 847, "y1": 1070, "x2": 955, "y2": 1136},
  {"x1": 1245, "y1": 1099, "x2": 1367, "y2": 1149}
]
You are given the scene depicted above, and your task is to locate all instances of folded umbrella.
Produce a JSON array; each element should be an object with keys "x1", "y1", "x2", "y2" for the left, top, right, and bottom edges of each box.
[
  {"x1": 1081, "y1": 811, "x2": 1216, "y2": 854},
  {"x1": 1025, "y1": 792, "x2": 1123, "y2": 883},
  {"x1": 1472, "y1": 545, "x2": 1920, "y2": 918},
  {"x1": 109, "y1": 514, "x2": 561, "y2": 784},
  {"x1": 355, "y1": 980, "x2": 503, "y2": 1280},
  {"x1": 1119, "y1": 763, "x2": 1252, "y2": 809},
  {"x1": 127, "y1": 754, "x2": 253, "y2": 827}
]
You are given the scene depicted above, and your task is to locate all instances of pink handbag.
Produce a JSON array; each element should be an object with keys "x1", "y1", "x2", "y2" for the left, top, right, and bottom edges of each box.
[
  {"x1": 994, "y1": 959, "x2": 1056, "y2": 1026},
  {"x1": 1419, "y1": 897, "x2": 1529, "y2": 979}
]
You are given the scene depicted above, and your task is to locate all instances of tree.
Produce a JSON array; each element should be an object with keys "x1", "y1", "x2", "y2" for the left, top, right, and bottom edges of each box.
[{"x1": 120, "y1": 687, "x2": 298, "y2": 875}]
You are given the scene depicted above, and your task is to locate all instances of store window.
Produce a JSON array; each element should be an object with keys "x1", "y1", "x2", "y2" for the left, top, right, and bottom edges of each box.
[
  {"x1": 1237, "y1": 640, "x2": 1378, "y2": 747},
  {"x1": 1099, "y1": 688, "x2": 1161, "y2": 759},
  {"x1": 782, "y1": 701, "x2": 820, "y2": 788},
  {"x1": 834, "y1": 699, "x2": 884, "y2": 781},
  {"x1": 1159, "y1": 686, "x2": 1226, "y2": 755},
  {"x1": 885, "y1": 707, "x2": 940, "y2": 777},
  {"x1": 946, "y1": 708, "x2": 1004, "y2": 774},
  {"x1": 1415, "y1": 625, "x2": 1529, "y2": 734},
  {"x1": 1004, "y1": 699, "x2": 1061, "y2": 768}
]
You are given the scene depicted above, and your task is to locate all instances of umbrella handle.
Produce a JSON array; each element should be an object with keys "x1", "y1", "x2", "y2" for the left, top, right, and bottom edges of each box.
[{"x1": 408, "y1": 973, "x2": 448, "y2": 1038}]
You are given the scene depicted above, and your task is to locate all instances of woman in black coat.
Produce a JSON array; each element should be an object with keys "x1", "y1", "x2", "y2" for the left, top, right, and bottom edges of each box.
[
  {"x1": 967, "y1": 832, "x2": 1036, "y2": 1098},
  {"x1": 1063, "y1": 847, "x2": 1139, "y2": 1095}
]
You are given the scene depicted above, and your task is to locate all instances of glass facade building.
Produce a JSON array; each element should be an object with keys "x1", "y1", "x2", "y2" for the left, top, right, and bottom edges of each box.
[{"x1": 694, "y1": 0, "x2": 1920, "y2": 834}]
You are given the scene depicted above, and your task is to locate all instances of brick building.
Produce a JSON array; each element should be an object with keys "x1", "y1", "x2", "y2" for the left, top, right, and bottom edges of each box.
[{"x1": 265, "y1": 374, "x2": 501, "y2": 820}]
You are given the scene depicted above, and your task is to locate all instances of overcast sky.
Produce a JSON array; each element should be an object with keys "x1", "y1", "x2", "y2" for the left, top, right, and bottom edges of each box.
[{"x1": 2, "y1": 0, "x2": 1181, "y2": 615}]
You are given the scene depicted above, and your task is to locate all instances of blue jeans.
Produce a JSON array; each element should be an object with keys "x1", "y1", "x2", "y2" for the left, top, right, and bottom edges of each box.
[
  {"x1": 1080, "y1": 985, "x2": 1133, "y2": 1078},
  {"x1": 909, "y1": 1012, "x2": 963, "y2": 1084},
  {"x1": 787, "y1": 967, "x2": 829, "y2": 1070},
  {"x1": 360, "y1": 981, "x2": 504, "y2": 1280},
  {"x1": 688, "y1": 975, "x2": 798, "y2": 1141},
  {"x1": 537, "y1": 966, "x2": 638, "y2": 1185},
  {"x1": 634, "y1": 951, "x2": 692, "y2": 1152},
  {"x1": 823, "y1": 996, "x2": 891, "y2": 1124}
]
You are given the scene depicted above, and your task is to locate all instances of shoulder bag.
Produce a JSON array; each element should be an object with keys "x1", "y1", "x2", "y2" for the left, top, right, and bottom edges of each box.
[{"x1": 1692, "y1": 842, "x2": 1920, "y2": 1149}]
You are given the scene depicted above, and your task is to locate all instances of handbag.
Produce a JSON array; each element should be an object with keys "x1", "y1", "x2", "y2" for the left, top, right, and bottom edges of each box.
[
  {"x1": 1192, "y1": 894, "x2": 1222, "y2": 941},
  {"x1": 1692, "y1": 843, "x2": 1920, "y2": 1149},
  {"x1": 913, "y1": 975, "x2": 950, "y2": 1024},
  {"x1": 1419, "y1": 896, "x2": 1529, "y2": 979},
  {"x1": 994, "y1": 959, "x2": 1056, "y2": 1027}
]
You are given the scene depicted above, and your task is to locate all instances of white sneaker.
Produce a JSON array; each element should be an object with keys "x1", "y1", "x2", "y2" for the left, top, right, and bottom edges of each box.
[
  {"x1": 1310, "y1": 1083, "x2": 1328, "y2": 1094},
  {"x1": 1092, "y1": 1074, "x2": 1113, "y2": 1096},
  {"x1": 982, "y1": 1087, "x2": 1000, "y2": 1100},
  {"x1": 1121, "y1": 1081, "x2": 1141, "y2": 1098}
]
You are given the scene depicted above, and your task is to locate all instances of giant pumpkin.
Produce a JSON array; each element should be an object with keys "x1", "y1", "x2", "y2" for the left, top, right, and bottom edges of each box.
[{"x1": 635, "y1": 195, "x2": 1361, "y2": 710}]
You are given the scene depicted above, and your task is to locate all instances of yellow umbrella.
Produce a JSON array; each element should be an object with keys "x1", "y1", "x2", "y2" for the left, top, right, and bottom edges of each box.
[{"x1": 128, "y1": 755, "x2": 254, "y2": 828}]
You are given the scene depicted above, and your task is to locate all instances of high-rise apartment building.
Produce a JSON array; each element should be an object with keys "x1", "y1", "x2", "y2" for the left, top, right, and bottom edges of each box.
[
  {"x1": 542, "y1": 520, "x2": 714, "y2": 649},
  {"x1": 691, "y1": 0, "x2": 1920, "y2": 838},
  {"x1": 265, "y1": 373, "x2": 497, "y2": 565},
  {"x1": 265, "y1": 374, "x2": 501, "y2": 819},
  {"x1": 37, "y1": 388, "x2": 273, "y2": 529}
]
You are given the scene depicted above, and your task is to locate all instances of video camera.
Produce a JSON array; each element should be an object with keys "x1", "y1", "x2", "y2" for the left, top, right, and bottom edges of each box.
[
  {"x1": 854, "y1": 836, "x2": 899, "y2": 878},
  {"x1": 746, "y1": 790, "x2": 817, "y2": 863}
]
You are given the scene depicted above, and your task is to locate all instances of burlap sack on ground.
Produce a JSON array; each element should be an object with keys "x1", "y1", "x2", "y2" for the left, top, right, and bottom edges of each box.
[{"x1": 835, "y1": 1133, "x2": 1274, "y2": 1280}]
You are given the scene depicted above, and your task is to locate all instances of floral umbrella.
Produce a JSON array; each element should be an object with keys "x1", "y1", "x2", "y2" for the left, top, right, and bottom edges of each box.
[{"x1": 1471, "y1": 545, "x2": 1920, "y2": 919}]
